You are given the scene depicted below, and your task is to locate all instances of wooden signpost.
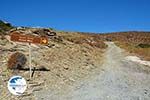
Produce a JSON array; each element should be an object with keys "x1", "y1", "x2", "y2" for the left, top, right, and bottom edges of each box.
[
  {"x1": 10, "y1": 32, "x2": 48, "y2": 79},
  {"x1": 10, "y1": 32, "x2": 48, "y2": 45}
]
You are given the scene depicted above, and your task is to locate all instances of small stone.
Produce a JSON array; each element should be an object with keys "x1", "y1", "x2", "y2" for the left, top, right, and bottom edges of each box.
[
  {"x1": 33, "y1": 87, "x2": 42, "y2": 92},
  {"x1": 63, "y1": 66, "x2": 69, "y2": 70},
  {"x1": 69, "y1": 77, "x2": 75, "y2": 82},
  {"x1": 144, "y1": 89, "x2": 148, "y2": 94}
]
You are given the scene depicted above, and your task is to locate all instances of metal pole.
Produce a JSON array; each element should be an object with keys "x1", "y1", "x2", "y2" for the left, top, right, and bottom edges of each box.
[{"x1": 28, "y1": 43, "x2": 32, "y2": 79}]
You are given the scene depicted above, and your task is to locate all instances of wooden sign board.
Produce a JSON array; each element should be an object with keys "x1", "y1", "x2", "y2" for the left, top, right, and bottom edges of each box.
[{"x1": 10, "y1": 32, "x2": 48, "y2": 45}]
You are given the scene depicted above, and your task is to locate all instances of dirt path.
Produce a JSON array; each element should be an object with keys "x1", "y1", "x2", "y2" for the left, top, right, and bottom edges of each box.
[{"x1": 34, "y1": 42, "x2": 150, "y2": 100}]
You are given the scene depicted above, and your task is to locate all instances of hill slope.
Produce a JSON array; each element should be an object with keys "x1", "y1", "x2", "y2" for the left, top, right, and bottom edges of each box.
[{"x1": 0, "y1": 26, "x2": 107, "y2": 99}]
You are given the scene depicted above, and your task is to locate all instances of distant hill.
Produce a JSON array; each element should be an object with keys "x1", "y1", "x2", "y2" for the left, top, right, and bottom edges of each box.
[{"x1": 101, "y1": 31, "x2": 150, "y2": 44}]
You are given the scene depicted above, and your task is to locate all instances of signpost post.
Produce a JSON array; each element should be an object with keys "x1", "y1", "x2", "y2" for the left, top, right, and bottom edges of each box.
[
  {"x1": 28, "y1": 43, "x2": 32, "y2": 79},
  {"x1": 10, "y1": 32, "x2": 48, "y2": 80}
]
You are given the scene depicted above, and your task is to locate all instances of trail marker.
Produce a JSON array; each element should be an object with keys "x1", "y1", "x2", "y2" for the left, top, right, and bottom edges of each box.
[
  {"x1": 10, "y1": 32, "x2": 48, "y2": 45},
  {"x1": 10, "y1": 32, "x2": 48, "y2": 79}
]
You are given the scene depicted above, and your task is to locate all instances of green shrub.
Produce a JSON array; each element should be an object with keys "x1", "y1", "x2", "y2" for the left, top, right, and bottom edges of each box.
[
  {"x1": 0, "y1": 20, "x2": 13, "y2": 32},
  {"x1": 137, "y1": 43, "x2": 150, "y2": 48}
]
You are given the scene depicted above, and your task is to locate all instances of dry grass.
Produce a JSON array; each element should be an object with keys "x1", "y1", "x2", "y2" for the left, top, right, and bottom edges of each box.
[
  {"x1": 102, "y1": 31, "x2": 150, "y2": 61},
  {"x1": 116, "y1": 41, "x2": 150, "y2": 61},
  {"x1": 58, "y1": 32, "x2": 107, "y2": 49}
]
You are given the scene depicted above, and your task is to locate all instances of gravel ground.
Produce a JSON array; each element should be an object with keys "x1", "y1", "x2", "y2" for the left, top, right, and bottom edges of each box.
[{"x1": 34, "y1": 42, "x2": 150, "y2": 100}]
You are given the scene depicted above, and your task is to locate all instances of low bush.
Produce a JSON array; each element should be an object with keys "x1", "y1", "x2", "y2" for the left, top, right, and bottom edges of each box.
[
  {"x1": 137, "y1": 43, "x2": 150, "y2": 48},
  {"x1": 7, "y1": 52, "x2": 27, "y2": 69}
]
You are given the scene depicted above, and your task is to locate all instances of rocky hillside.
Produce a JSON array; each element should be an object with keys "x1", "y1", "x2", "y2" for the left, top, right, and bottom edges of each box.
[{"x1": 0, "y1": 22, "x2": 107, "y2": 99}]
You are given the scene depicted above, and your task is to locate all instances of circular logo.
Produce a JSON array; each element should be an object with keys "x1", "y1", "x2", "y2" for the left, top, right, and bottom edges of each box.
[{"x1": 7, "y1": 76, "x2": 27, "y2": 95}]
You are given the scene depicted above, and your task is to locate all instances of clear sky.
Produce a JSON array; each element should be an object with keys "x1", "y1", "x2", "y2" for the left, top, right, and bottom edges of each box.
[{"x1": 0, "y1": 0, "x2": 150, "y2": 33}]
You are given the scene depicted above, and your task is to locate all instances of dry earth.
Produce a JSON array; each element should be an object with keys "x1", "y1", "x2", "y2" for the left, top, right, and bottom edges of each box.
[{"x1": 33, "y1": 42, "x2": 150, "y2": 100}]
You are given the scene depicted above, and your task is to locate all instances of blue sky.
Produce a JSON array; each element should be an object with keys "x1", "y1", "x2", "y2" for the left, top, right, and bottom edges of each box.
[{"x1": 0, "y1": 0, "x2": 150, "y2": 33}]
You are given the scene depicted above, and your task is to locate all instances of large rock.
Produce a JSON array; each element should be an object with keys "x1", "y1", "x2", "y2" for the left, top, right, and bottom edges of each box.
[{"x1": 33, "y1": 28, "x2": 56, "y2": 37}]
